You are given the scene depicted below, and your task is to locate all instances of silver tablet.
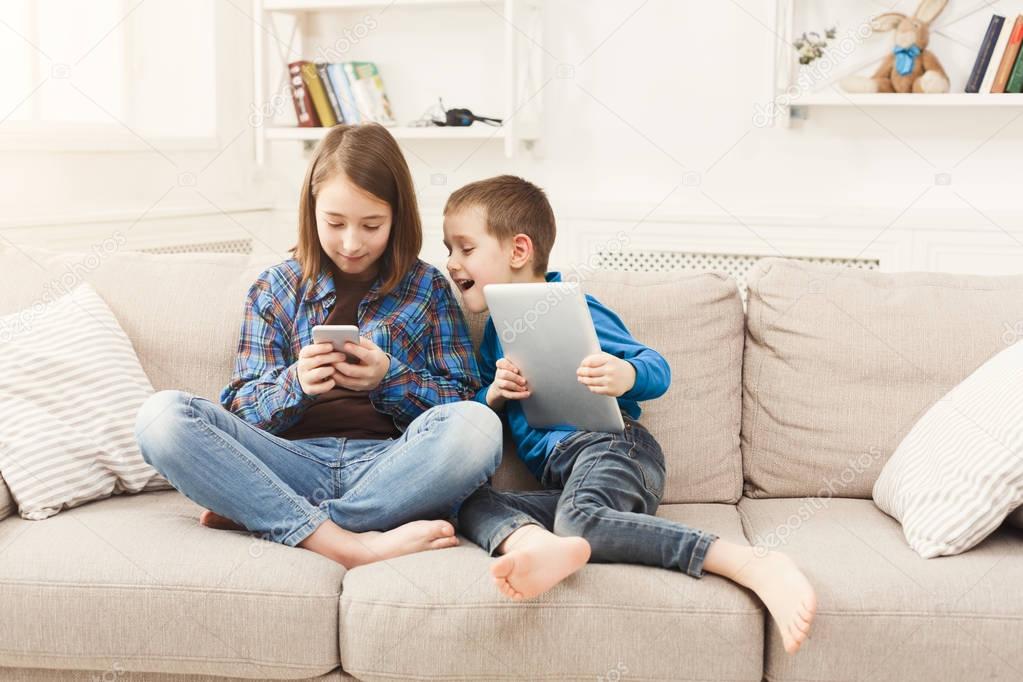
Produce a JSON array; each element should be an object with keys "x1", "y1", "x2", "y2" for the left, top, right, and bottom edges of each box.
[{"x1": 483, "y1": 282, "x2": 625, "y2": 434}]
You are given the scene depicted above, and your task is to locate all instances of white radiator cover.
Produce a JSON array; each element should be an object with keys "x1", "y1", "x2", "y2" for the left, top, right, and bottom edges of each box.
[{"x1": 596, "y1": 250, "x2": 879, "y2": 302}]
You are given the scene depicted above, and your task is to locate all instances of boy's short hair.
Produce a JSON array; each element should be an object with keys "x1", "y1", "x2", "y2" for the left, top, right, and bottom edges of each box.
[{"x1": 444, "y1": 175, "x2": 556, "y2": 275}]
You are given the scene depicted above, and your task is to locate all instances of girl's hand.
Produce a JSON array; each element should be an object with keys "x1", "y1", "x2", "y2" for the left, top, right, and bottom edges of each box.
[
  {"x1": 297, "y1": 342, "x2": 348, "y2": 396},
  {"x1": 332, "y1": 336, "x2": 391, "y2": 391},
  {"x1": 577, "y1": 352, "x2": 636, "y2": 397},
  {"x1": 486, "y1": 357, "x2": 531, "y2": 409}
]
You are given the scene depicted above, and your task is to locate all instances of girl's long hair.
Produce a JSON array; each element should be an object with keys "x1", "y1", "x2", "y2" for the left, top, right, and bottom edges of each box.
[{"x1": 290, "y1": 124, "x2": 422, "y2": 295}]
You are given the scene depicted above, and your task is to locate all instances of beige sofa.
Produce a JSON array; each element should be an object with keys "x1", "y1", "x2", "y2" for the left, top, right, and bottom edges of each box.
[{"x1": 0, "y1": 248, "x2": 1020, "y2": 682}]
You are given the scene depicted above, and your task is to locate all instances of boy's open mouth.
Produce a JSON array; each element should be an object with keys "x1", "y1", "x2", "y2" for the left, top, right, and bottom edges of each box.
[{"x1": 456, "y1": 278, "x2": 476, "y2": 291}]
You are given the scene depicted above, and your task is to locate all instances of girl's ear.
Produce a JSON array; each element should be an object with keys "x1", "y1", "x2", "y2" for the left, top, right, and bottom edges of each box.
[
  {"x1": 914, "y1": 0, "x2": 948, "y2": 24},
  {"x1": 872, "y1": 12, "x2": 906, "y2": 32},
  {"x1": 509, "y1": 233, "x2": 535, "y2": 271}
]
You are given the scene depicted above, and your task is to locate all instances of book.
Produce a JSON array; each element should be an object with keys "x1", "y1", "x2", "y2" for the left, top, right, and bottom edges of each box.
[
  {"x1": 287, "y1": 61, "x2": 320, "y2": 127},
  {"x1": 316, "y1": 62, "x2": 344, "y2": 123},
  {"x1": 993, "y1": 15, "x2": 1023, "y2": 92},
  {"x1": 298, "y1": 61, "x2": 337, "y2": 127},
  {"x1": 1007, "y1": 39, "x2": 1023, "y2": 92},
  {"x1": 342, "y1": 61, "x2": 397, "y2": 125},
  {"x1": 327, "y1": 62, "x2": 361, "y2": 124},
  {"x1": 966, "y1": 15, "x2": 1005, "y2": 93},
  {"x1": 981, "y1": 18, "x2": 1015, "y2": 92}
]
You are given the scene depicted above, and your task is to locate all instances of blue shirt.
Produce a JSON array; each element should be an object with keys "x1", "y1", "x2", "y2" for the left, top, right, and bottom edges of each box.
[
  {"x1": 220, "y1": 258, "x2": 480, "y2": 433},
  {"x1": 473, "y1": 272, "x2": 671, "y2": 478}
]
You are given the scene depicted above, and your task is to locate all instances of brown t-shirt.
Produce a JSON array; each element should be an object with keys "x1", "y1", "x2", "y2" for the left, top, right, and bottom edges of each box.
[{"x1": 278, "y1": 265, "x2": 401, "y2": 441}]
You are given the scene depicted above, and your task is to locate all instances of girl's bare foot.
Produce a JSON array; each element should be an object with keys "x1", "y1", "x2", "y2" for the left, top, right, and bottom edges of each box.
[
  {"x1": 704, "y1": 539, "x2": 817, "y2": 654},
  {"x1": 299, "y1": 518, "x2": 459, "y2": 568},
  {"x1": 491, "y1": 524, "x2": 591, "y2": 600},
  {"x1": 199, "y1": 509, "x2": 247, "y2": 531}
]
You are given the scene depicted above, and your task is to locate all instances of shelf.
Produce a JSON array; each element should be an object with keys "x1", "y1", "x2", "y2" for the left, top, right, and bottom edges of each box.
[
  {"x1": 263, "y1": 0, "x2": 484, "y2": 11},
  {"x1": 264, "y1": 124, "x2": 533, "y2": 141},
  {"x1": 791, "y1": 93, "x2": 1023, "y2": 108}
]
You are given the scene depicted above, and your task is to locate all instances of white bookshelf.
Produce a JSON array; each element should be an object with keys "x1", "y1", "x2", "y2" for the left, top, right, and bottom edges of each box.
[
  {"x1": 770, "y1": 0, "x2": 1023, "y2": 125},
  {"x1": 252, "y1": 0, "x2": 543, "y2": 164}
]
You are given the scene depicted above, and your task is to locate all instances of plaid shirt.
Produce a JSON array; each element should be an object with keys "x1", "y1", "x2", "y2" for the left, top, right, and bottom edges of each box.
[{"x1": 220, "y1": 257, "x2": 480, "y2": 433}]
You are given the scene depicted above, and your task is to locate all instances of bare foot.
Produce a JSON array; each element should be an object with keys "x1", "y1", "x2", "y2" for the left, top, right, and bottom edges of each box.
[
  {"x1": 491, "y1": 525, "x2": 591, "y2": 600},
  {"x1": 300, "y1": 518, "x2": 460, "y2": 569},
  {"x1": 350, "y1": 520, "x2": 460, "y2": 567},
  {"x1": 199, "y1": 509, "x2": 247, "y2": 531},
  {"x1": 732, "y1": 550, "x2": 817, "y2": 654}
]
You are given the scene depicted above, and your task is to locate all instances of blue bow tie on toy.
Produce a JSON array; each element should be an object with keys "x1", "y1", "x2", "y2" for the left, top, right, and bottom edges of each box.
[{"x1": 893, "y1": 44, "x2": 921, "y2": 75}]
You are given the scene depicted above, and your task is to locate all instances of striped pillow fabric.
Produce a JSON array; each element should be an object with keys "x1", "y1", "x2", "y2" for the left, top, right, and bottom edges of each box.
[
  {"x1": 873, "y1": 340, "x2": 1023, "y2": 558},
  {"x1": 0, "y1": 283, "x2": 171, "y2": 520}
]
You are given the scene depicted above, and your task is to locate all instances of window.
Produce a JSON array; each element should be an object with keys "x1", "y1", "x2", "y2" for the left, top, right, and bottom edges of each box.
[{"x1": 0, "y1": 0, "x2": 216, "y2": 146}]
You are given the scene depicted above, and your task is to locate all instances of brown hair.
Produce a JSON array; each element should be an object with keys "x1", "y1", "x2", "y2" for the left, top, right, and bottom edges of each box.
[
  {"x1": 290, "y1": 124, "x2": 422, "y2": 295},
  {"x1": 443, "y1": 175, "x2": 556, "y2": 276}
]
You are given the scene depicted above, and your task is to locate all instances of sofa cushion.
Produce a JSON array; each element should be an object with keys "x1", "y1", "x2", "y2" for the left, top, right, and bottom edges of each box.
[
  {"x1": 464, "y1": 269, "x2": 745, "y2": 504},
  {"x1": 738, "y1": 496, "x2": 1023, "y2": 681},
  {"x1": 873, "y1": 338, "x2": 1023, "y2": 558},
  {"x1": 0, "y1": 490, "x2": 344, "y2": 679},
  {"x1": 0, "y1": 248, "x2": 276, "y2": 403},
  {"x1": 339, "y1": 503, "x2": 763, "y2": 681},
  {"x1": 0, "y1": 667, "x2": 355, "y2": 681},
  {"x1": 742, "y1": 257, "x2": 1023, "y2": 498},
  {"x1": 0, "y1": 475, "x2": 13, "y2": 522}
]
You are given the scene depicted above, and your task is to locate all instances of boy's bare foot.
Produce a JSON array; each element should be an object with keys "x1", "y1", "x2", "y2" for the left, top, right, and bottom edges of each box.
[
  {"x1": 705, "y1": 540, "x2": 816, "y2": 654},
  {"x1": 199, "y1": 509, "x2": 247, "y2": 531},
  {"x1": 299, "y1": 518, "x2": 459, "y2": 568},
  {"x1": 491, "y1": 524, "x2": 591, "y2": 600}
]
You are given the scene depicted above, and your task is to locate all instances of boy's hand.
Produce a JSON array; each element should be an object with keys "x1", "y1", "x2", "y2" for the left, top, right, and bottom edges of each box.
[
  {"x1": 577, "y1": 353, "x2": 636, "y2": 397},
  {"x1": 486, "y1": 358, "x2": 531, "y2": 409}
]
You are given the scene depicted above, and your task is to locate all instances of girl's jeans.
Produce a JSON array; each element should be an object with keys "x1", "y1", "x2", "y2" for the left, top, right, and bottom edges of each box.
[
  {"x1": 458, "y1": 416, "x2": 718, "y2": 577},
  {"x1": 134, "y1": 390, "x2": 502, "y2": 546}
]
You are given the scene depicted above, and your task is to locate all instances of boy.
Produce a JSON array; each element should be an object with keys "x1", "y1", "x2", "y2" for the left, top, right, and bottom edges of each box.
[{"x1": 443, "y1": 175, "x2": 816, "y2": 655}]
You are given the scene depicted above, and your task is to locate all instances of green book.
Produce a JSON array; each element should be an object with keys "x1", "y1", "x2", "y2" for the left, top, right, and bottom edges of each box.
[{"x1": 1007, "y1": 42, "x2": 1023, "y2": 92}]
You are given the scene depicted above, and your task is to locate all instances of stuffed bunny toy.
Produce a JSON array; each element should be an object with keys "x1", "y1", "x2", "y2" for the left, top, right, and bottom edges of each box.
[{"x1": 842, "y1": 0, "x2": 950, "y2": 93}]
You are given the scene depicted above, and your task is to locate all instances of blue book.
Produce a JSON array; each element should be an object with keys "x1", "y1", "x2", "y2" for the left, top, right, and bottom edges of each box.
[
  {"x1": 326, "y1": 62, "x2": 360, "y2": 123},
  {"x1": 967, "y1": 15, "x2": 1005, "y2": 92}
]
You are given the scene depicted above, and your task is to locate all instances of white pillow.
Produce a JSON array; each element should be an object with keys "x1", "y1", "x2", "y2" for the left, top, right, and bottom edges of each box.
[
  {"x1": 873, "y1": 340, "x2": 1023, "y2": 558},
  {"x1": 0, "y1": 283, "x2": 171, "y2": 520}
]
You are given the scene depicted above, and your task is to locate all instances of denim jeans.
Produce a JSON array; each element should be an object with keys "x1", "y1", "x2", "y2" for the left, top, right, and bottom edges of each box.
[
  {"x1": 134, "y1": 390, "x2": 502, "y2": 547},
  {"x1": 458, "y1": 416, "x2": 718, "y2": 577}
]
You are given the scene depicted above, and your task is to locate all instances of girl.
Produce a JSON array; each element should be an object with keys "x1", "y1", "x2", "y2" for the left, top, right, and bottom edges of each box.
[{"x1": 135, "y1": 124, "x2": 502, "y2": 569}]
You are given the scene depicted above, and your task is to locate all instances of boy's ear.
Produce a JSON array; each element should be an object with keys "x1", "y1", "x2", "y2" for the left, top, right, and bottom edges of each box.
[{"x1": 509, "y1": 233, "x2": 535, "y2": 271}]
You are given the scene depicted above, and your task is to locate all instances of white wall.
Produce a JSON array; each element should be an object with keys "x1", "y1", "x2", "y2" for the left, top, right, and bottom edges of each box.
[{"x1": 4, "y1": 0, "x2": 1023, "y2": 274}]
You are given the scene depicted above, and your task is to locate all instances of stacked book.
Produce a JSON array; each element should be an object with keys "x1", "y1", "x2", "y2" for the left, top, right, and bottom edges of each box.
[
  {"x1": 288, "y1": 60, "x2": 397, "y2": 127},
  {"x1": 967, "y1": 14, "x2": 1023, "y2": 93}
]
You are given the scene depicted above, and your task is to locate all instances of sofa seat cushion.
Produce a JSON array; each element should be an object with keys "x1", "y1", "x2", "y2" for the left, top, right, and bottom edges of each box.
[
  {"x1": 339, "y1": 503, "x2": 763, "y2": 681},
  {"x1": 738, "y1": 497, "x2": 1023, "y2": 681},
  {"x1": 0, "y1": 490, "x2": 345, "y2": 679}
]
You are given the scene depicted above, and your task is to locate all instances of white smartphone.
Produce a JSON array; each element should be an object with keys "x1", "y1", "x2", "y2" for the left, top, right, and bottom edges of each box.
[{"x1": 312, "y1": 325, "x2": 361, "y2": 363}]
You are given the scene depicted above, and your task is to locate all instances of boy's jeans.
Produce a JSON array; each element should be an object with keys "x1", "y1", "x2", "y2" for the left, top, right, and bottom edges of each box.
[
  {"x1": 458, "y1": 416, "x2": 718, "y2": 578},
  {"x1": 134, "y1": 390, "x2": 502, "y2": 547}
]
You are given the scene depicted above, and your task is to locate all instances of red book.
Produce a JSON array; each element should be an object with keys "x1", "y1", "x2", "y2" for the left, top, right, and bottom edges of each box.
[
  {"x1": 993, "y1": 16, "x2": 1023, "y2": 92},
  {"x1": 287, "y1": 61, "x2": 320, "y2": 127}
]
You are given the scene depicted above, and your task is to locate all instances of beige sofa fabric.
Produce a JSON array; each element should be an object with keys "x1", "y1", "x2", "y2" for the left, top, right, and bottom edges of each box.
[
  {"x1": 340, "y1": 503, "x2": 762, "y2": 682},
  {"x1": 742, "y1": 257, "x2": 1023, "y2": 498},
  {"x1": 0, "y1": 490, "x2": 345, "y2": 679},
  {"x1": 464, "y1": 269, "x2": 746, "y2": 504},
  {"x1": 0, "y1": 474, "x2": 13, "y2": 522},
  {"x1": 739, "y1": 497, "x2": 1023, "y2": 682},
  {"x1": 0, "y1": 668, "x2": 356, "y2": 682}
]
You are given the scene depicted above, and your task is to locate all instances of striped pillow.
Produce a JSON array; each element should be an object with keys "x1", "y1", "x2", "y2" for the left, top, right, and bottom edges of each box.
[
  {"x1": 873, "y1": 339, "x2": 1023, "y2": 558},
  {"x1": 0, "y1": 283, "x2": 171, "y2": 520}
]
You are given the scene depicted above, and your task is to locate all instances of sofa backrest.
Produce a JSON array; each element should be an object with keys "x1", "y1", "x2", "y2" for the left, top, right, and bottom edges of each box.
[
  {"x1": 742, "y1": 257, "x2": 1023, "y2": 499},
  {"x1": 465, "y1": 269, "x2": 746, "y2": 504},
  {"x1": 0, "y1": 249, "x2": 746, "y2": 506}
]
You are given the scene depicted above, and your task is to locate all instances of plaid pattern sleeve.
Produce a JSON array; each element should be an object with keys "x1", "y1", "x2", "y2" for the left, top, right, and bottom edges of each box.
[
  {"x1": 218, "y1": 270, "x2": 314, "y2": 432},
  {"x1": 369, "y1": 267, "x2": 481, "y2": 427}
]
